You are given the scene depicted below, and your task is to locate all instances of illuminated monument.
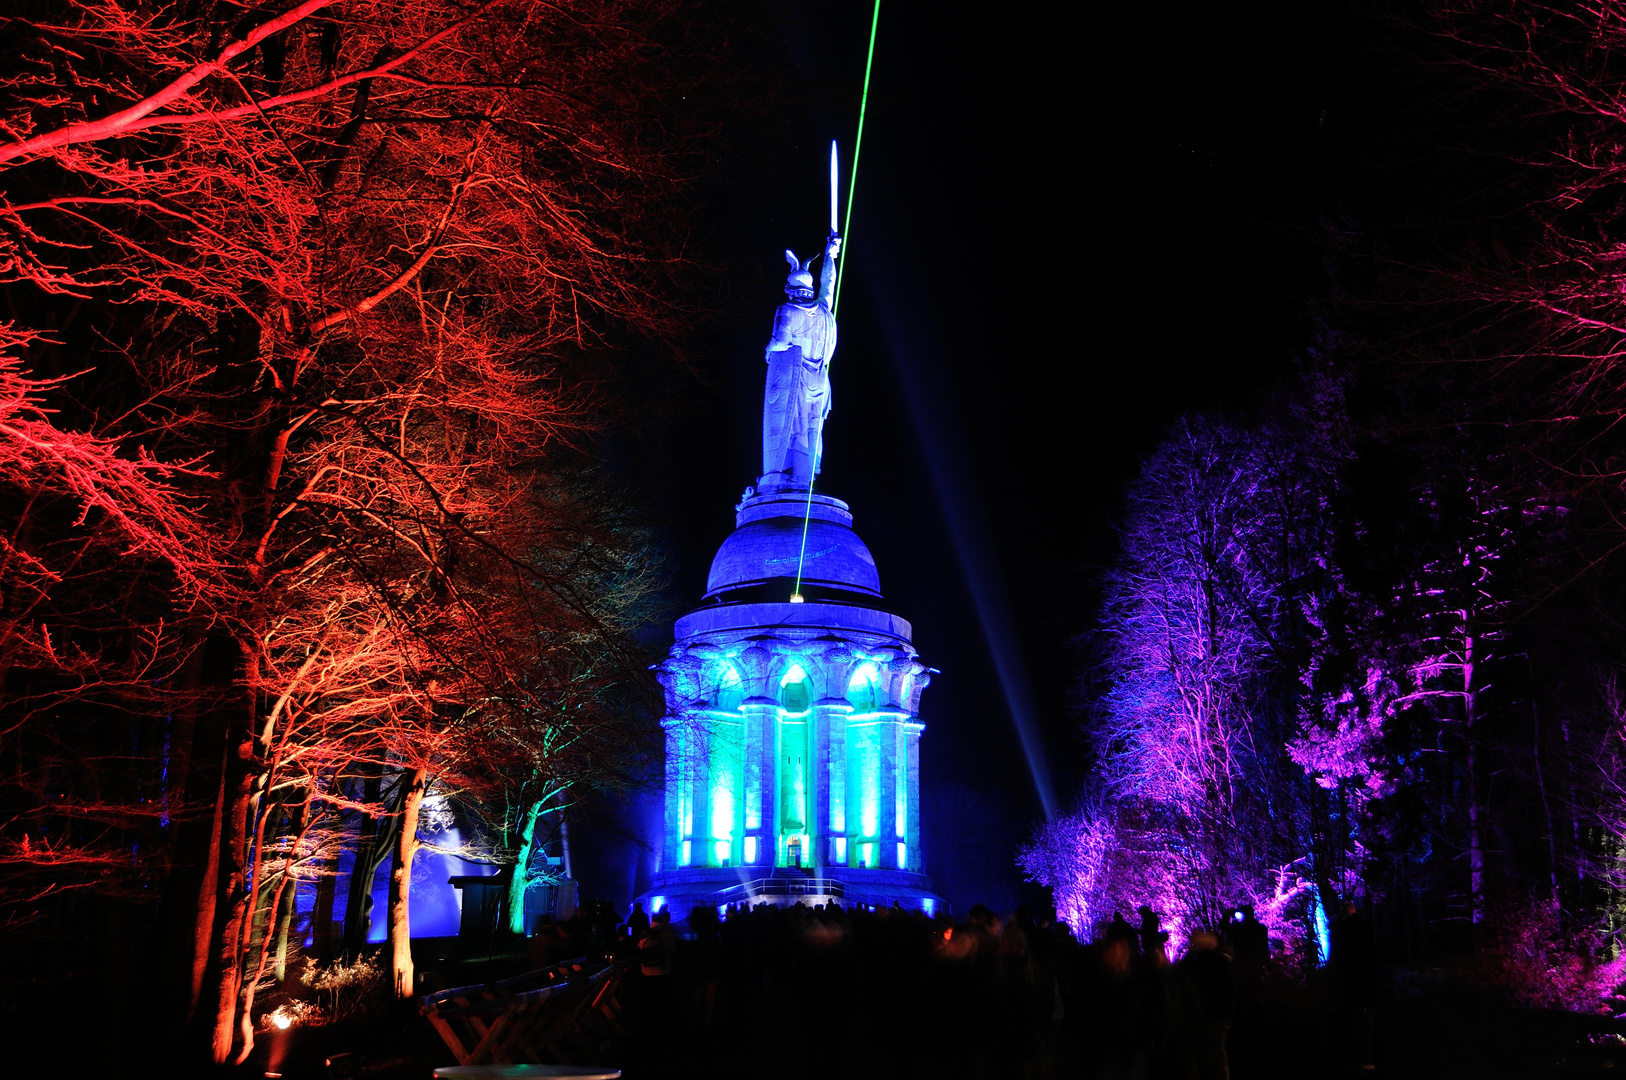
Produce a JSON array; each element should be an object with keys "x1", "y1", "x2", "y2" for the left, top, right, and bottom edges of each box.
[{"x1": 637, "y1": 218, "x2": 941, "y2": 917}]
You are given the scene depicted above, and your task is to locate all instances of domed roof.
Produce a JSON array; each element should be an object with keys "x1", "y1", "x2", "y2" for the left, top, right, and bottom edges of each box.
[{"x1": 703, "y1": 491, "x2": 881, "y2": 601}]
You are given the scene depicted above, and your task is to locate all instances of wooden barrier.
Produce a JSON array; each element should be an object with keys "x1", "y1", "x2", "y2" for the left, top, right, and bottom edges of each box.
[{"x1": 419, "y1": 956, "x2": 630, "y2": 1066}]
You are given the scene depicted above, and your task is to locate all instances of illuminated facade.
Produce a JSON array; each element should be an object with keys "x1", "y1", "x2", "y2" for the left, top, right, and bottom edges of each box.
[{"x1": 638, "y1": 485, "x2": 942, "y2": 916}]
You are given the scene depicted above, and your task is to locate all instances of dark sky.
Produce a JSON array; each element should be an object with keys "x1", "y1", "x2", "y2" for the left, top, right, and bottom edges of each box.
[{"x1": 585, "y1": 2, "x2": 1374, "y2": 906}]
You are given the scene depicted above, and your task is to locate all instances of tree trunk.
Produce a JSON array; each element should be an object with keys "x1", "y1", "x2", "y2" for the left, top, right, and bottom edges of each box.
[
  {"x1": 272, "y1": 867, "x2": 299, "y2": 983},
  {"x1": 1530, "y1": 695, "x2": 1562, "y2": 921},
  {"x1": 272, "y1": 799, "x2": 311, "y2": 982},
  {"x1": 161, "y1": 626, "x2": 208, "y2": 866},
  {"x1": 560, "y1": 812, "x2": 573, "y2": 880},
  {"x1": 1463, "y1": 624, "x2": 1486, "y2": 925},
  {"x1": 311, "y1": 848, "x2": 338, "y2": 965},
  {"x1": 209, "y1": 718, "x2": 259, "y2": 1064},
  {"x1": 506, "y1": 799, "x2": 544, "y2": 936},
  {"x1": 342, "y1": 763, "x2": 394, "y2": 957},
  {"x1": 233, "y1": 795, "x2": 315, "y2": 1064},
  {"x1": 188, "y1": 742, "x2": 228, "y2": 1024},
  {"x1": 389, "y1": 768, "x2": 427, "y2": 1000}
]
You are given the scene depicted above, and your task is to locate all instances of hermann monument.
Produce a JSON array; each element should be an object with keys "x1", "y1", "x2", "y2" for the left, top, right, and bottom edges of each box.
[{"x1": 635, "y1": 182, "x2": 942, "y2": 918}]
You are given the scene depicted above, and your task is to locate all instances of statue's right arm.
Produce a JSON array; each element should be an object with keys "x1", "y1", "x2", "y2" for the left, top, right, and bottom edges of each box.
[{"x1": 818, "y1": 236, "x2": 840, "y2": 307}]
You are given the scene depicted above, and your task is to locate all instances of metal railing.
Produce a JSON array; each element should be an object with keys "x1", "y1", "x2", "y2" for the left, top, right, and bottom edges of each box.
[{"x1": 714, "y1": 874, "x2": 846, "y2": 900}]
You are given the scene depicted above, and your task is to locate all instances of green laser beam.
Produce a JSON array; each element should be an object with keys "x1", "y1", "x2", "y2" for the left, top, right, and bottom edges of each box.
[
  {"x1": 794, "y1": 0, "x2": 881, "y2": 602},
  {"x1": 833, "y1": 0, "x2": 880, "y2": 318}
]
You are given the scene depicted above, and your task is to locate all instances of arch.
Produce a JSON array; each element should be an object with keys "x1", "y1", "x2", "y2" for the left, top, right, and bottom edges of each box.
[
  {"x1": 779, "y1": 662, "x2": 811, "y2": 715},
  {"x1": 846, "y1": 662, "x2": 882, "y2": 712},
  {"x1": 704, "y1": 661, "x2": 744, "y2": 710}
]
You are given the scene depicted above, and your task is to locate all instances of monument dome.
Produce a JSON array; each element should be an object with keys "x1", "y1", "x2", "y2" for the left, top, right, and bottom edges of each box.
[{"x1": 703, "y1": 490, "x2": 880, "y2": 601}]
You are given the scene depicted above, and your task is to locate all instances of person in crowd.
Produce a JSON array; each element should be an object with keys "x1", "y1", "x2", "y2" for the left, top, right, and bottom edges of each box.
[
  {"x1": 1181, "y1": 931, "x2": 1235, "y2": 1080},
  {"x1": 626, "y1": 900, "x2": 649, "y2": 940},
  {"x1": 1331, "y1": 900, "x2": 1375, "y2": 1007},
  {"x1": 1084, "y1": 920, "x2": 1158, "y2": 1078},
  {"x1": 636, "y1": 908, "x2": 675, "y2": 1043},
  {"x1": 1228, "y1": 903, "x2": 1268, "y2": 1069},
  {"x1": 1331, "y1": 899, "x2": 1377, "y2": 1067},
  {"x1": 1138, "y1": 905, "x2": 1164, "y2": 962},
  {"x1": 688, "y1": 904, "x2": 723, "y2": 1033},
  {"x1": 999, "y1": 909, "x2": 1040, "y2": 1077}
]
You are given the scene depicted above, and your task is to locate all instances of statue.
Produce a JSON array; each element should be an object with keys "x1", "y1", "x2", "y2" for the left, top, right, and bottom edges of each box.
[{"x1": 761, "y1": 231, "x2": 841, "y2": 488}]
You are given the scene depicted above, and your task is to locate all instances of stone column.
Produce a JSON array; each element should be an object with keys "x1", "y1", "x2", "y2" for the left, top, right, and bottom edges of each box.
[
  {"x1": 905, "y1": 721, "x2": 923, "y2": 872},
  {"x1": 813, "y1": 699, "x2": 852, "y2": 868},
  {"x1": 687, "y1": 712, "x2": 709, "y2": 868},
  {"x1": 875, "y1": 713, "x2": 898, "y2": 871},
  {"x1": 661, "y1": 716, "x2": 682, "y2": 871},
  {"x1": 732, "y1": 712, "x2": 748, "y2": 867},
  {"x1": 740, "y1": 697, "x2": 777, "y2": 870}
]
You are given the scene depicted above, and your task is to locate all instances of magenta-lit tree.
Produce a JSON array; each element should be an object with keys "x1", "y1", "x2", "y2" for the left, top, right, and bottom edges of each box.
[{"x1": 1025, "y1": 412, "x2": 1340, "y2": 951}]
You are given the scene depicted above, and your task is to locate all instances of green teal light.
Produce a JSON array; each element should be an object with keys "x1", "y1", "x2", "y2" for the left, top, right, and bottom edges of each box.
[
  {"x1": 847, "y1": 662, "x2": 881, "y2": 711},
  {"x1": 857, "y1": 725, "x2": 879, "y2": 839},
  {"x1": 710, "y1": 783, "x2": 734, "y2": 848}
]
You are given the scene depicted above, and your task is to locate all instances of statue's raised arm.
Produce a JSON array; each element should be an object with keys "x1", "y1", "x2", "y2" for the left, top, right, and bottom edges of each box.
[
  {"x1": 761, "y1": 232, "x2": 840, "y2": 490},
  {"x1": 819, "y1": 232, "x2": 841, "y2": 308}
]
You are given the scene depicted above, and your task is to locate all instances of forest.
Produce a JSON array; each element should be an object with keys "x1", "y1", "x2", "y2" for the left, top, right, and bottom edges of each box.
[
  {"x1": 17, "y1": 0, "x2": 1626, "y2": 1072},
  {"x1": 0, "y1": 0, "x2": 751, "y2": 1064},
  {"x1": 1020, "y1": 1, "x2": 1626, "y2": 1012}
]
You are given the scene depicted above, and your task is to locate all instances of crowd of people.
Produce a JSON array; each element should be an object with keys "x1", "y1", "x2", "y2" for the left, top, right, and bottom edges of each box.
[{"x1": 586, "y1": 898, "x2": 1289, "y2": 1080}]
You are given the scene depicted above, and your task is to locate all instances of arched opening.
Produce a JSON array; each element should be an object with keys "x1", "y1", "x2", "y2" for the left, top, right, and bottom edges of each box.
[
  {"x1": 706, "y1": 662, "x2": 744, "y2": 710},
  {"x1": 779, "y1": 663, "x2": 811, "y2": 714},
  {"x1": 846, "y1": 662, "x2": 881, "y2": 712}
]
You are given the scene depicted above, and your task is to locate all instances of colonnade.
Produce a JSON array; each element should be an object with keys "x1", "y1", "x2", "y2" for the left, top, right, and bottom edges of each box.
[{"x1": 659, "y1": 650, "x2": 928, "y2": 876}]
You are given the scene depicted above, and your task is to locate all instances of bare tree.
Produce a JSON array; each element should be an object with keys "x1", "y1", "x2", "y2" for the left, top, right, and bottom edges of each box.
[{"x1": 0, "y1": 0, "x2": 697, "y2": 1059}]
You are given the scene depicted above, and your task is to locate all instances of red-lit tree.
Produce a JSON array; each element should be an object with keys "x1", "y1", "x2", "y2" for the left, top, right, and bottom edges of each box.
[{"x1": 0, "y1": 0, "x2": 698, "y2": 1061}]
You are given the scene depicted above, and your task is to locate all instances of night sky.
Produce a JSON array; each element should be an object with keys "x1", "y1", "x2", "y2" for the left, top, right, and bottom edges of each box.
[{"x1": 586, "y1": 2, "x2": 1372, "y2": 909}]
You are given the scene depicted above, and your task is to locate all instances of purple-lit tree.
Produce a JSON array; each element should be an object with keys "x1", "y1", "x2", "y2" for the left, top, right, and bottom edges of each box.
[{"x1": 1031, "y1": 412, "x2": 1339, "y2": 948}]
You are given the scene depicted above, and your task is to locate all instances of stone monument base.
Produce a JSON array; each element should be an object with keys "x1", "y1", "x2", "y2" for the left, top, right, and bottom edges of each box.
[{"x1": 634, "y1": 867, "x2": 942, "y2": 923}]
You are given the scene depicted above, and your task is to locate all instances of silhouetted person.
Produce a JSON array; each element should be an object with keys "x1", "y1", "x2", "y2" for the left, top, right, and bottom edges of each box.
[
  {"x1": 1107, "y1": 911, "x2": 1135, "y2": 948},
  {"x1": 1087, "y1": 932, "x2": 1159, "y2": 1079},
  {"x1": 1228, "y1": 904, "x2": 1268, "y2": 1069},
  {"x1": 689, "y1": 904, "x2": 722, "y2": 1034},
  {"x1": 999, "y1": 915, "x2": 1040, "y2": 1076},
  {"x1": 1137, "y1": 905, "x2": 1163, "y2": 962},
  {"x1": 1230, "y1": 905, "x2": 1267, "y2": 974},
  {"x1": 1331, "y1": 901, "x2": 1374, "y2": 1006},
  {"x1": 1181, "y1": 932, "x2": 1235, "y2": 1080},
  {"x1": 627, "y1": 900, "x2": 649, "y2": 940},
  {"x1": 1331, "y1": 900, "x2": 1376, "y2": 1067},
  {"x1": 637, "y1": 908, "x2": 676, "y2": 1043},
  {"x1": 960, "y1": 904, "x2": 1002, "y2": 1076}
]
